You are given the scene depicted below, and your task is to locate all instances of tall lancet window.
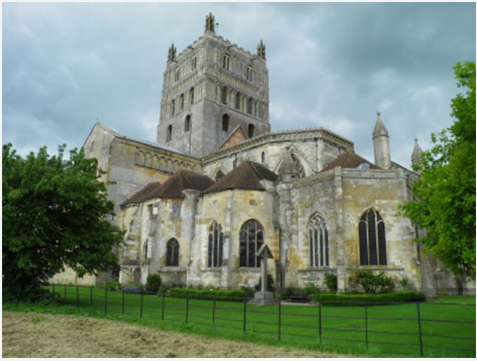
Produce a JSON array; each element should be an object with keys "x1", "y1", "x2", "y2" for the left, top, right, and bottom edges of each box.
[
  {"x1": 239, "y1": 220, "x2": 264, "y2": 268},
  {"x1": 166, "y1": 238, "x2": 179, "y2": 266},
  {"x1": 359, "y1": 209, "x2": 387, "y2": 266},
  {"x1": 309, "y1": 214, "x2": 329, "y2": 267},
  {"x1": 208, "y1": 222, "x2": 224, "y2": 268}
]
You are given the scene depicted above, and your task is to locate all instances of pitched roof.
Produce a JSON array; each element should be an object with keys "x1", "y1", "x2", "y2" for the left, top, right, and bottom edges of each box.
[
  {"x1": 320, "y1": 151, "x2": 380, "y2": 173},
  {"x1": 372, "y1": 113, "x2": 389, "y2": 138},
  {"x1": 152, "y1": 170, "x2": 214, "y2": 199},
  {"x1": 121, "y1": 182, "x2": 162, "y2": 207},
  {"x1": 203, "y1": 161, "x2": 278, "y2": 194},
  {"x1": 219, "y1": 125, "x2": 247, "y2": 150}
]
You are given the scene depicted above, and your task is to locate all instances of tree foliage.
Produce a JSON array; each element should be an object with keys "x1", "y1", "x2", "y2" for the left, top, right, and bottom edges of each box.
[
  {"x1": 2, "y1": 144, "x2": 124, "y2": 300},
  {"x1": 401, "y1": 61, "x2": 476, "y2": 278}
]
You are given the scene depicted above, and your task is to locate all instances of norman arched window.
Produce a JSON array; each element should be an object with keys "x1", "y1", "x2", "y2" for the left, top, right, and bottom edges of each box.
[
  {"x1": 174, "y1": 69, "x2": 180, "y2": 82},
  {"x1": 359, "y1": 209, "x2": 387, "y2": 266},
  {"x1": 189, "y1": 87, "x2": 194, "y2": 105},
  {"x1": 239, "y1": 220, "x2": 264, "y2": 268},
  {"x1": 166, "y1": 238, "x2": 179, "y2": 266},
  {"x1": 166, "y1": 125, "x2": 172, "y2": 142},
  {"x1": 247, "y1": 97, "x2": 253, "y2": 114},
  {"x1": 184, "y1": 115, "x2": 191, "y2": 132},
  {"x1": 191, "y1": 56, "x2": 197, "y2": 71},
  {"x1": 222, "y1": 114, "x2": 230, "y2": 132},
  {"x1": 235, "y1": 92, "x2": 241, "y2": 110},
  {"x1": 246, "y1": 65, "x2": 253, "y2": 81},
  {"x1": 170, "y1": 99, "x2": 175, "y2": 116},
  {"x1": 291, "y1": 154, "x2": 306, "y2": 178},
  {"x1": 248, "y1": 124, "x2": 255, "y2": 138},
  {"x1": 208, "y1": 222, "x2": 224, "y2": 268},
  {"x1": 309, "y1": 214, "x2": 329, "y2": 267},
  {"x1": 179, "y1": 94, "x2": 185, "y2": 110},
  {"x1": 221, "y1": 86, "x2": 228, "y2": 104},
  {"x1": 223, "y1": 54, "x2": 231, "y2": 70}
]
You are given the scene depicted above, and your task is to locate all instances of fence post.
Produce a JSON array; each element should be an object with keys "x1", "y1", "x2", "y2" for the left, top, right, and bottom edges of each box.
[
  {"x1": 185, "y1": 292, "x2": 189, "y2": 324},
  {"x1": 64, "y1": 285, "x2": 67, "y2": 305},
  {"x1": 76, "y1": 286, "x2": 80, "y2": 310},
  {"x1": 319, "y1": 299, "x2": 322, "y2": 345},
  {"x1": 52, "y1": 284, "x2": 55, "y2": 305},
  {"x1": 365, "y1": 300, "x2": 368, "y2": 348},
  {"x1": 212, "y1": 294, "x2": 216, "y2": 325},
  {"x1": 243, "y1": 296, "x2": 247, "y2": 334},
  {"x1": 122, "y1": 289, "x2": 125, "y2": 315},
  {"x1": 416, "y1": 301, "x2": 424, "y2": 356},
  {"x1": 140, "y1": 291, "x2": 144, "y2": 318},
  {"x1": 278, "y1": 299, "x2": 282, "y2": 341},
  {"x1": 105, "y1": 288, "x2": 108, "y2": 315},
  {"x1": 161, "y1": 290, "x2": 165, "y2": 321},
  {"x1": 90, "y1": 287, "x2": 93, "y2": 307}
]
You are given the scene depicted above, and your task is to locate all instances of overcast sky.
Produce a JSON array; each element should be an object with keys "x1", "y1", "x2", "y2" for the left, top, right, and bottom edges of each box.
[{"x1": 3, "y1": 2, "x2": 476, "y2": 168}]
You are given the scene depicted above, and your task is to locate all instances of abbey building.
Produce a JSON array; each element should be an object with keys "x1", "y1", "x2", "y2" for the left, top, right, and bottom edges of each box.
[{"x1": 56, "y1": 14, "x2": 471, "y2": 296}]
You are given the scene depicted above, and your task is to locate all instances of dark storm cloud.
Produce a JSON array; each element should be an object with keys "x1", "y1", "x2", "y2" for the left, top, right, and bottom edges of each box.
[{"x1": 3, "y1": 3, "x2": 476, "y2": 167}]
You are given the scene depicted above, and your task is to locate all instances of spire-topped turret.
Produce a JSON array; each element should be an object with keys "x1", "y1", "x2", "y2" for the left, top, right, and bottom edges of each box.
[
  {"x1": 257, "y1": 40, "x2": 266, "y2": 60},
  {"x1": 411, "y1": 138, "x2": 423, "y2": 166},
  {"x1": 167, "y1": 43, "x2": 177, "y2": 62},
  {"x1": 372, "y1": 111, "x2": 391, "y2": 169},
  {"x1": 205, "y1": 12, "x2": 215, "y2": 33}
]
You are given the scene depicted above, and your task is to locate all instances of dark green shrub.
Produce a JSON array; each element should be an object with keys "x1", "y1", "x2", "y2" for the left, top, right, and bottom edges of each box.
[
  {"x1": 352, "y1": 270, "x2": 395, "y2": 294},
  {"x1": 324, "y1": 273, "x2": 338, "y2": 293},
  {"x1": 279, "y1": 287, "x2": 295, "y2": 300},
  {"x1": 169, "y1": 288, "x2": 247, "y2": 302},
  {"x1": 316, "y1": 291, "x2": 426, "y2": 306},
  {"x1": 145, "y1": 274, "x2": 162, "y2": 294},
  {"x1": 255, "y1": 274, "x2": 274, "y2": 292},
  {"x1": 102, "y1": 281, "x2": 121, "y2": 292}
]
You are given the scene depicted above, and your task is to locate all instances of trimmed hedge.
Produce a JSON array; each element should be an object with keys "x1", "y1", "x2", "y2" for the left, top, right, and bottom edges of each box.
[
  {"x1": 312, "y1": 291, "x2": 426, "y2": 306},
  {"x1": 169, "y1": 288, "x2": 247, "y2": 302}
]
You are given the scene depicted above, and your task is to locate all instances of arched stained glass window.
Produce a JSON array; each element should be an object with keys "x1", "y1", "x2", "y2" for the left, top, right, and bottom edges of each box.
[
  {"x1": 359, "y1": 209, "x2": 387, "y2": 266},
  {"x1": 208, "y1": 222, "x2": 224, "y2": 268},
  {"x1": 166, "y1": 238, "x2": 179, "y2": 266},
  {"x1": 239, "y1": 220, "x2": 264, "y2": 268},
  {"x1": 291, "y1": 154, "x2": 306, "y2": 178},
  {"x1": 309, "y1": 214, "x2": 329, "y2": 267}
]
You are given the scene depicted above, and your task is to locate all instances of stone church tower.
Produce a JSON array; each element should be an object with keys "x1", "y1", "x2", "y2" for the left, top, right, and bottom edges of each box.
[{"x1": 156, "y1": 13, "x2": 270, "y2": 157}]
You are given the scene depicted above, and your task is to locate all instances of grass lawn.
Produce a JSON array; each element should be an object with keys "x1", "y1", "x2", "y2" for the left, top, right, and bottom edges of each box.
[{"x1": 4, "y1": 285, "x2": 475, "y2": 358}]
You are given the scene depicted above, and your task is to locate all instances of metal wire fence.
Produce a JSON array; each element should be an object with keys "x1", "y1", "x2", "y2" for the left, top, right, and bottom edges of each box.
[{"x1": 44, "y1": 284, "x2": 476, "y2": 357}]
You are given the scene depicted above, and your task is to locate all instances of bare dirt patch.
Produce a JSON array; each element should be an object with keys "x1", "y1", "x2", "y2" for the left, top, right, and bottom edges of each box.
[{"x1": 2, "y1": 311, "x2": 353, "y2": 358}]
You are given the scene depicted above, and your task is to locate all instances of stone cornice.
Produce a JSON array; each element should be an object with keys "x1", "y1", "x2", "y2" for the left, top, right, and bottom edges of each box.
[{"x1": 202, "y1": 128, "x2": 354, "y2": 163}]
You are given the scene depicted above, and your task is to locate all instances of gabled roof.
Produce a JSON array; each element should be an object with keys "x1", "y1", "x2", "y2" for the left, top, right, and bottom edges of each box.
[
  {"x1": 320, "y1": 151, "x2": 380, "y2": 173},
  {"x1": 203, "y1": 161, "x2": 278, "y2": 194},
  {"x1": 121, "y1": 182, "x2": 162, "y2": 207},
  {"x1": 219, "y1": 125, "x2": 247, "y2": 150},
  {"x1": 152, "y1": 170, "x2": 214, "y2": 199}
]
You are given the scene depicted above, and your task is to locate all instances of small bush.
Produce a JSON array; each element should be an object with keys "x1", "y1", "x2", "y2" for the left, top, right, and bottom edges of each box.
[
  {"x1": 169, "y1": 288, "x2": 247, "y2": 302},
  {"x1": 352, "y1": 270, "x2": 395, "y2": 294},
  {"x1": 324, "y1": 274, "x2": 338, "y2": 293},
  {"x1": 145, "y1": 274, "x2": 162, "y2": 294},
  {"x1": 102, "y1": 281, "x2": 121, "y2": 292}
]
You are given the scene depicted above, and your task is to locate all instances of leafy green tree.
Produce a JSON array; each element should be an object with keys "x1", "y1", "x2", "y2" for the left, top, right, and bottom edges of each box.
[
  {"x1": 2, "y1": 144, "x2": 124, "y2": 300},
  {"x1": 401, "y1": 61, "x2": 476, "y2": 278}
]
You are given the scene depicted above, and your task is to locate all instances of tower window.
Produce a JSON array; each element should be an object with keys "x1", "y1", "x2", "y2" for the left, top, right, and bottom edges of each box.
[
  {"x1": 179, "y1": 94, "x2": 184, "y2": 110},
  {"x1": 189, "y1": 87, "x2": 194, "y2": 105},
  {"x1": 247, "y1": 97, "x2": 253, "y2": 114},
  {"x1": 215, "y1": 170, "x2": 225, "y2": 182},
  {"x1": 191, "y1": 56, "x2": 197, "y2": 71},
  {"x1": 166, "y1": 125, "x2": 173, "y2": 142},
  {"x1": 174, "y1": 69, "x2": 180, "y2": 82},
  {"x1": 261, "y1": 152, "x2": 265, "y2": 164},
  {"x1": 248, "y1": 124, "x2": 255, "y2": 138},
  {"x1": 221, "y1": 87, "x2": 228, "y2": 105},
  {"x1": 246, "y1": 66, "x2": 253, "y2": 81},
  {"x1": 223, "y1": 54, "x2": 231, "y2": 70},
  {"x1": 184, "y1": 115, "x2": 191, "y2": 132},
  {"x1": 222, "y1": 114, "x2": 230, "y2": 132},
  {"x1": 235, "y1": 92, "x2": 241, "y2": 110},
  {"x1": 170, "y1": 99, "x2": 175, "y2": 116}
]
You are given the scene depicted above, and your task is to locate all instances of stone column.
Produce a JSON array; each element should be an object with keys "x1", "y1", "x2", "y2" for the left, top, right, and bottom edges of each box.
[
  {"x1": 182, "y1": 189, "x2": 201, "y2": 286},
  {"x1": 334, "y1": 167, "x2": 347, "y2": 293}
]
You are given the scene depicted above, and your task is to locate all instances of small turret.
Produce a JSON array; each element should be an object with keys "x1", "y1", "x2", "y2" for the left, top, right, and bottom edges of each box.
[
  {"x1": 167, "y1": 43, "x2": 176, "y2": 63},
  {"x1": 257, "y1": 40, "x2": 266, "y2": 60},
  {"x1": 205, "y1": 13, "x2": 215, "y2": 33},
  {"x1": 411, "y1": 138, "x2": 423, "y2": 166},
  {"x1": 372, "y1": 111, "x2": 391, "y2": 169},
  {"x1": 278, "y1": 150, "x2": 300, "y2": 183}
]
